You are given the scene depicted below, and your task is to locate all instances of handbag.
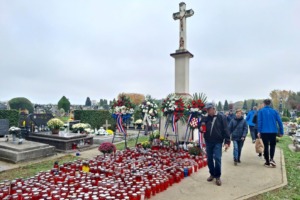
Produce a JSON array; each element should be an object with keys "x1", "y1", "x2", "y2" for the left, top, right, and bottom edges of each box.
[{"x1": 255, "y1": 138, "x2": 264, "y2": 153}]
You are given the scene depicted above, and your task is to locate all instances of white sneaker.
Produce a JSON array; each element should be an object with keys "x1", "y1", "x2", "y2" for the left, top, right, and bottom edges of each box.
[{"x1": 270, "y1": 159, "x2": 276, "y2": 167}]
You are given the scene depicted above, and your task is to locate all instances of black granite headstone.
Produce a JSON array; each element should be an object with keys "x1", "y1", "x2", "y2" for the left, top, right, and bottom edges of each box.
[
  {"x1": 28, "y1": 113, "x2": 54, "y2": 127},
  {"x1": 0, "y1": 119, "x2": 9, "y2": 136}
]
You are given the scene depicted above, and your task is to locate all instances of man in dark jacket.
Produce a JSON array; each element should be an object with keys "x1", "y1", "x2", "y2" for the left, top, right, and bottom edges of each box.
[
  {"x1": 258, "y1": 99, "x2": 284, "y2": 168},
  {"x1": 202, "y1": 103, "x2": 230, "y2": 186},
  {"x1": 228, "y1": 109, "x2": 248, "y2": 165}
]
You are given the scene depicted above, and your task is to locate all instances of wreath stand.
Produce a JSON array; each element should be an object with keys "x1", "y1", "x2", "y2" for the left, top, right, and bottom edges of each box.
[
  {"x1": 135, "y1": 121, "x2": 154, "y2": 147},
  {"x1": 112, "y1": 115, "x2": 130, "y2": 149},
  {"x1": 163, "y1": 114, "x2": 179, "y2": 150},
  {"x1": 112, "y1": 127, "x2": 128, "y2": 149}
]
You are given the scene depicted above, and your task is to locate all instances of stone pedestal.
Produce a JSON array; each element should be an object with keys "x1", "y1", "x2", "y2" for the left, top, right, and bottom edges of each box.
[
  {"x1": 170, "y1": 50, "x2": 193, "y2": 94},
  {"x1": 0, "y1": 140, "x2": 55, "y2": 163},
  {"x1": 26, "y1": 132, "x2": 94, "y2": 153}
]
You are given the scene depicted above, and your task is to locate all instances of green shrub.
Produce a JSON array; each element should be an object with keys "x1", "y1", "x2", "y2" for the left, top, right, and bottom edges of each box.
[
  {"x1": 0, "y1": 110, "x2": 19, "y2": 126},
  {"x1": 281, "y1": 116, "x2": 290, "y2": 122},
  {"x1": 74, "y1": 110, "x2": 116, "y2": 130},
  {"x1": 8, "y1": 97, "x2": 34, "y2": 113}
]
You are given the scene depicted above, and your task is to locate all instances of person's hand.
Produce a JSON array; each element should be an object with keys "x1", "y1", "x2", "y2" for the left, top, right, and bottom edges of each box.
[
  {"x1": 257, "y1": 132, "x2": 261, "y2": 138},
  {"x1": 241, "y1": 137, "x2": 245, "y2": 141},
  {"x1": 224, "y1": 144, "x2": 229, "y2": 152}
]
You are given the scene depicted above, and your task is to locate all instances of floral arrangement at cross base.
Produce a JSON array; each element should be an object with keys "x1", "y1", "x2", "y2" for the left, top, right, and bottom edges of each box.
[
  {"x1": 139, "y1": 97, "x2": 159, "y2": 125},
  {"x1": 47, "y1": 118, "x2": 64, "y2": 134},
  {"x1": 98, "y1": 142, "x2": 116, "y2": 155},
  {"x1": 9, "y1": 126, "x2": 22, "y2": 141},
  {"x1": 161, "y1": 94, "x2": 186, "y2": 122},
  {"x1": 110, "y1": 94, "x2": 135, "y2": 134},
  {"x1": 110, "y1": 94, "x2": 134, "y2": 119}
]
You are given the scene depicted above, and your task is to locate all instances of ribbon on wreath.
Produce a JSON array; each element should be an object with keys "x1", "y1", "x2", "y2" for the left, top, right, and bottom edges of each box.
[
  {"x1": 116, "y1": 114, "x2": 126, "y2": 135},
  {"x1": 143, "y1": 113, "x2": 152, "y2": 126},
  {"x1": 172, "y1": 113, "x2": 177, "y2": 132},
  {"x1": 198, "y1": 117, "x2": 204, "y2": 148}
]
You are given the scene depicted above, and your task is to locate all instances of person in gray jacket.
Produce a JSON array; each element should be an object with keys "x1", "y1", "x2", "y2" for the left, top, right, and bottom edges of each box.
[{"x1": 228, "y1": 109, "x2": 248, "y2": 165}]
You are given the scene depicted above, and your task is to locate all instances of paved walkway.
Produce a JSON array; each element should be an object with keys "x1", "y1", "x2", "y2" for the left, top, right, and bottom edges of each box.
[
  {"x1": 152, "y1": 138, "x2": 287, "y2": 200},
  {"x1": 0, "y1": 137, "x2": 287, "y2": 199}
]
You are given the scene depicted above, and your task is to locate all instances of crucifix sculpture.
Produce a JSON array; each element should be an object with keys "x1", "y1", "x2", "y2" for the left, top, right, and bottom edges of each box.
[{"x1": 173, "y1": 2, "x2": 194, "y2": 51}]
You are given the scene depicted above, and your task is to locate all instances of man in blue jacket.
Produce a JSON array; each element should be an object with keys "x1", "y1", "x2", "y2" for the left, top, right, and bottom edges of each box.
[
  {"x1": 258, "y1": 99, "x2": 284, "y2": 168},
  {"x1": 246, "y1": 106, "x2": 258, "y2": 143}
]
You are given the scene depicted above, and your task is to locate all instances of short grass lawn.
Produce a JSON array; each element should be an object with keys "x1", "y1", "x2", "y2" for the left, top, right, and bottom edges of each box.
[
  {"x1": 252, "y1": 136, "x2": 300, "y2": 200},
  {"x1": 115, "y1": 136, "x2": 149, "y2": 150},
  {"x1": 0, "y1": 155, "x2": 79, "y2": 182}
]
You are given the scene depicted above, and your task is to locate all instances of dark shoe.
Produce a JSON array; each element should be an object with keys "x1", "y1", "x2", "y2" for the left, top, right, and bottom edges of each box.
[
  {"x1": 216, "y1": 178, "x2": 222, "y2": 186},
  {"x1": 238, "y1": 159, "x2": 241, "y2": 163},
  {"x1": 234, "y1": 159, "x2": 237, "y2": 166},
  {"x1": 207, "y1": 176, "x2": 214, "y2": 182},
  {"x1": 264, "y1": 163, "x2": 271, "y2": 168},
  {"x1": 270, "y1": 159, "x2": 276, "y2": 167}
]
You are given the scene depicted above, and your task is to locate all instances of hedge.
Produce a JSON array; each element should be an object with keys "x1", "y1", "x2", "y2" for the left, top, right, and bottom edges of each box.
[
  {"x1": 281, "y1": 116, "x2": 290, "y2": 122},
  {"x1": 74, "y1": 110, "x2": 116, "y2": 130},
  {"x1": 0, "y1": 110, "x2": 19, "y2": 127}
]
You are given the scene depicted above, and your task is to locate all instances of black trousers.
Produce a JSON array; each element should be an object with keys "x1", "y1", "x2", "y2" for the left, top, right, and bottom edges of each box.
[{"x1": 260, "y1": 133, "x2": 277, "y2": 163}]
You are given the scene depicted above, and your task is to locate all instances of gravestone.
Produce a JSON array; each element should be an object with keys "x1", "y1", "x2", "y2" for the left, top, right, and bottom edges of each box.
[
  {"x1": 28, "y1": 113, "x2": 54, "y2": 127},
  {"x1": 0, "y1": 119, "x2": 9, "y2": 136}
]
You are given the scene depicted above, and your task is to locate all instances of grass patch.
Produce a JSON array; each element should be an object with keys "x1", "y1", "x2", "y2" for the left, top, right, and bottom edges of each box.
[
  {"x1": 58, "y1": 116, "x2": 70, "y2": 123},
  {"x1": 250, "y1": 136, "x2": 300, "y2": 200},
  {"x1": 115, "y1": 136, "x2": 149, "y2": 150},
  {"x1": 0, "y1": 155, "x2": 79, "y2": 182}
]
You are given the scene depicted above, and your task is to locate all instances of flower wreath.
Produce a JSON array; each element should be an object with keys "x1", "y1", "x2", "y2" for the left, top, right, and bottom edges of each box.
[{"x1": 139, "y1": 98, "x2": 158, "y2": 125}]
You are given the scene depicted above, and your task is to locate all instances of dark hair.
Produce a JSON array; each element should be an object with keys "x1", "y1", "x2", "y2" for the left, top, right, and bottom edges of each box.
[{"x1": 263, "y1": 99, "x2": 271, "y2": 105}]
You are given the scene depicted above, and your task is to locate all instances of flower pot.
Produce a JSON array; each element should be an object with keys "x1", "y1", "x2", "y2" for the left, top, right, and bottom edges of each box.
[
  {"x1": 51, "y1": 129, "x2": 60, "y2": 134},
  {"x1": 136, "y1": 124, "x2": 142, "y2": 130}
]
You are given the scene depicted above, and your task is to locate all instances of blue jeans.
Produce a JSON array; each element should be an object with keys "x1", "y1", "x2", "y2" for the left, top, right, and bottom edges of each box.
[
  {"x1": 233, "y1": 140, "x2": 244, "y2": 161},
  {"x1": 206, "y1": 142, "x2": 222, "y2": 178},
  {"x1": 249, "y1": 126, "x2": 255, "y2": 141}
]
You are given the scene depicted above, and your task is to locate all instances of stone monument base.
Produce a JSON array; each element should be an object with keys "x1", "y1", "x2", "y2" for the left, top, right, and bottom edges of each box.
[
  {"x1": 0, "y1": 140, "x2": 55, "y2": 163},
  {"x1": 26, "y1": 132, "x2": 94, "y2": 153}
]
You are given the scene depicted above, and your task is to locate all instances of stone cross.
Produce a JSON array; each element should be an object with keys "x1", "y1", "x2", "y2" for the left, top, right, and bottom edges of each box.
[
  {"x1": 173, "y1": 2, "x2": 194, "y2": 50},
  {"x1": 103, "y1": 120, "x2": 111, "y2": 130}
]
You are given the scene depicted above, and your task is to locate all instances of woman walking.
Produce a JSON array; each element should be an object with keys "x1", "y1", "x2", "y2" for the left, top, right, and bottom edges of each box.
[{"x1": 228, "y1": 109, "x2": 248, "y2": 165}]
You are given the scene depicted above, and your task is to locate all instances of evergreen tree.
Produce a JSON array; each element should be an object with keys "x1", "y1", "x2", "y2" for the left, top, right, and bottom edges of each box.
[
  {"x1": 251, "y1": 100, "x2": 256, "y2": 109},
  {"x1": 85, "y1": 97, "x2": 92, "y2": 106},
  {"x1": 58, "y1": 96, "x2": 71, "y2": 112},
  {"x1": 217, "y1": 101, "x2": 223, "y2": 111},
  {"x1": 242, "y1": 100, "x2": 248, "y2": 111},
  {"x1": 224, "y1": 100, "x2": 229, "y2": 111},
  {"x1": 104, "y1": 99, "x2": 108, "y2": 105},
  {"x1": 9, "y1": 97, "x2": 34, "y2": 113},
  {"x1": 286, "y1": 109, "x2": 291, "y2": 118},
  {"x1": 99, "y1": 99, "x2": 104, "y2": 107}
]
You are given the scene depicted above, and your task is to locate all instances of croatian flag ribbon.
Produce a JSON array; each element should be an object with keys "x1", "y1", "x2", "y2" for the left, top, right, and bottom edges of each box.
[
  {"x1": 116, "y1": 114, "x2": 126, "y2": 135},
  {"x1": 172, "y1": 114, "x2": 177, "y2": 132}
]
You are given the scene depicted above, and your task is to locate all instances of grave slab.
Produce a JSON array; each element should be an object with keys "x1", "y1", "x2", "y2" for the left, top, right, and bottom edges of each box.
[
  {"x1": 26, "y1": 131, "x2": 94, "y2": 152},
  {"x1": 0, "y1": 140, "x2": 55, "y2": 163}
]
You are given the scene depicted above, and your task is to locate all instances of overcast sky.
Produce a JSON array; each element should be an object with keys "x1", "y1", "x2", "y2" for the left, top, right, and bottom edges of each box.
[{"x1": 0, "y1": 0, "x2": 299, "y2": 105}]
